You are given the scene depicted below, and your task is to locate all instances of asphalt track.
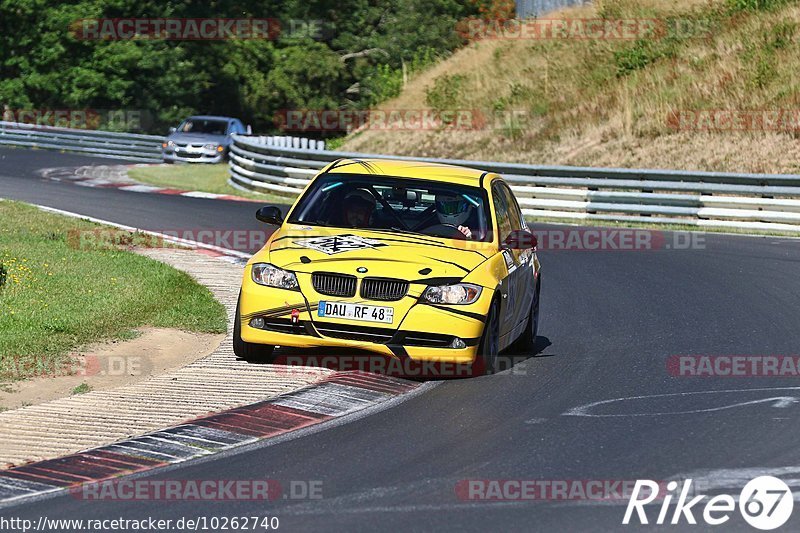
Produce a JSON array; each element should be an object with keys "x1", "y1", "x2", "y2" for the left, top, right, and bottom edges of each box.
[{"x1": 2, "y1": 147, "x2": 800, "y2": 531}]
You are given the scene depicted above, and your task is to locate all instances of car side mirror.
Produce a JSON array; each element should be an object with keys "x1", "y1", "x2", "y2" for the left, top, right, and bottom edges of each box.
[
  {"x1": 168, "y1": 126, "x2": 176, "y2": 133},
  {"x1": 256, "y1": 206, "x2": 284, "y2": 226},
  {"x1": 502, "y1": 229, "x2": 537, "y2": 250}
]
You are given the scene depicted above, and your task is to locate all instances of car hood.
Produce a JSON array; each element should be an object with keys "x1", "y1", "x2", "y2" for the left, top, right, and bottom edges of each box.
[{"x1": 254, "y1": 225, "x2": 495, "y2": 282}]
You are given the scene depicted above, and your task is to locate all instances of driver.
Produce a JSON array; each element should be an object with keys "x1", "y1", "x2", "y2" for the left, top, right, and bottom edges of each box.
[
  {"x1": 342, "y1": 189, "x2": 376, "y2": 228},
  {"x1": 435, "y1": 193, "x2": 473, "y2": 239}
]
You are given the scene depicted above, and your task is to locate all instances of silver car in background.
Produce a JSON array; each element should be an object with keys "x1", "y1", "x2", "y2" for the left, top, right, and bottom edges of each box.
[{"x1": 161, "y1": 115, "x2": 250, "y2": 163}]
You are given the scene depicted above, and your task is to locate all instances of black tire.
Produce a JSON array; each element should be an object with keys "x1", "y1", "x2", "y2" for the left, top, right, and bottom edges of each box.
[
  {"x1": 512, "y1": 276, "x2": 541, "y2": 353},
  {"x1": 477, "y1": 299, "x2": 500, "y2": 375},
  {"x1": 233, "y1": 296, "x2": 276, "y2": 362}
]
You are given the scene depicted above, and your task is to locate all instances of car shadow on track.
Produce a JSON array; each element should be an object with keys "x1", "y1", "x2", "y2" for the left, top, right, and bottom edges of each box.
[{"x1": 494, "y1": 335, "x2": 553, "y2": 375}]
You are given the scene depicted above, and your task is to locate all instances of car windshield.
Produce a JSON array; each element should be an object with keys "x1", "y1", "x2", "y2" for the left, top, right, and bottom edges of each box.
[
  {"x1": 288, "y1": 174, "x2": 493, "y2": 241},
  {"x1": 179, "y1": 119, "x2": 227, "y2": 135}
]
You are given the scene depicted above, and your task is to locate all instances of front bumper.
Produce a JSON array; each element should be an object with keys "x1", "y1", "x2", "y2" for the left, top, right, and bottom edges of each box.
[
  {"x1": 239, "y1": 274, "x2": 493, "y2": 364},
  {"x1": 162, "y1": 150, "x2": 224, "y2": 164}
]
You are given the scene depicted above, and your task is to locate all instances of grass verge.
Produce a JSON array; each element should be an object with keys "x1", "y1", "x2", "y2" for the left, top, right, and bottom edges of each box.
[
  {"x1": 0, "y1": 200, "x2": 227, "y2": 383},
  {"x1": 128, "y1": 163, "x2": 293, "y2": 204}
]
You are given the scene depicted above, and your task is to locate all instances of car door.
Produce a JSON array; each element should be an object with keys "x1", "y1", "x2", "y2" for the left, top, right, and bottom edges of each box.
[
  {"x1": 501, "y1": 181, "x2": 535, "y2": 323},
  {"x1": 492, "y1": 180, "x2": 523, "y2": 340}
]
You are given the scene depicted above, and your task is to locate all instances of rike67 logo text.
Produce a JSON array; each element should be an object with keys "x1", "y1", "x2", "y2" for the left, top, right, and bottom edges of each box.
[{"x1": 624, "y1": 476, "x2": 793, "y2": 530}]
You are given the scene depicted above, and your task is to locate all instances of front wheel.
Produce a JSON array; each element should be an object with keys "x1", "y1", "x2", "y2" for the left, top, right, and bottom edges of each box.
[
  {"x1": 477, "y1": 299, "x2": 500, "y2": 375},
  {"x1": 233, "y1": 295, "x2": 276, "y2": 362}
]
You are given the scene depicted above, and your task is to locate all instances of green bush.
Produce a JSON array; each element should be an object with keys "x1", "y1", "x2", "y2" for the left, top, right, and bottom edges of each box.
[
  {"x1": 614, "y1": 41, "x2": 660, "y2": 75},
  {"x1": 425, "y1": 74, "x2": 467, "y2": 112},
  {"x1": 766, "y1": 21, "x2": 797, "y2": 50},
  {"x1": 363, "y1": 47, "x2": 439, "y2": 107},
  {"x1": 614, "y1": 33, "x2": 683, "y2": 77},
  {"x1": 365, "y1": 64, "x2": 405, "y2": 104},
  {"x1": 727, "y1": 0, "x2": 792, "y2": 12}
]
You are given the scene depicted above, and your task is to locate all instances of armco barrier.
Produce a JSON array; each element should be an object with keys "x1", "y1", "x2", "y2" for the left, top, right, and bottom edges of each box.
[
  {"x1": 0, "y1": 121, "x2": 164, "y2": 162},
  {"x1": 228, "y1": 134, "x2": 800, "y2": 234}
]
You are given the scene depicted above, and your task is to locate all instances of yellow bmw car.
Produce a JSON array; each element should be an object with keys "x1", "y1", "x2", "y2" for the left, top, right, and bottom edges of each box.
[{"x1": 234, "y1": 158, "x2": 541, "y2": 374}]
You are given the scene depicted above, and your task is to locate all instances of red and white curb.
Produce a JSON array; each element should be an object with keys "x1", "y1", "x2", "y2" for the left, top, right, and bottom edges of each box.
[
  {"x1": 38, "y1": 165, "x2": 262, "y2": 204},
  {"x1": 0, "y1": 372, "x2": 419, "y2": 505}
]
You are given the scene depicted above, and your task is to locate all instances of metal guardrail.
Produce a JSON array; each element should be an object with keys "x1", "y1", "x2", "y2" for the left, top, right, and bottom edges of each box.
[
  {"x1": 0, "y1": 121, "x2": 164, "y2": 162},
  {"x1": 228, "y1": 134, "x2": 800, "y2": 234}
]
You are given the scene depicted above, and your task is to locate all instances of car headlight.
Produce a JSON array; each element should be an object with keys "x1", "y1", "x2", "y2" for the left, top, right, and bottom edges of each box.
[
  {"x1": 162, "y1": 140, "x2": 175, "y2": 149},
  {"x1": 251, "y1": 263, "x2": 299, "y2": 290},
  {"x1": 423, "y1": 283, "x2": 482, "y2": 305},
  {"x1": 203, "y1": 143, "x2": 219, "y2": 151}
]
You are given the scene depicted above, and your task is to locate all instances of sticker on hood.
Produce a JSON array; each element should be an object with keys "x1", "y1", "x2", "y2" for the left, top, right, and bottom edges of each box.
[{"x1": 294, "y1": 234, "x2": 386, "y2": 255}]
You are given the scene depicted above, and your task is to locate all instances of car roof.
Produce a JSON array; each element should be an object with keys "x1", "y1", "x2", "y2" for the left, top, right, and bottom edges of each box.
[
  {"x1": 325, "y1": 158, "x2": 494, "y2": 187},
  {"x1": 183, "y1": 115, "x2": 238, "y2": 122}
]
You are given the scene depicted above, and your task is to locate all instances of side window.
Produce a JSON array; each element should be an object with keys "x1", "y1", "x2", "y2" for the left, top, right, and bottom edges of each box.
[
  {"x1": 492, "y1": 182, "x2": 513, "y2": 244},
  {"x1": 500, "y1": 183, "x2": 524, "y2": 232}
]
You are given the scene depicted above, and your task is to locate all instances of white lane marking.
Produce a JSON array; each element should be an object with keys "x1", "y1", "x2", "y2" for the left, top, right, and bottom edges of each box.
[
  {"x1": 524, "y1": 418, "x2": 548, "y2": 424},
  {"x1": 26, "y1": 203, "x2": 251, "y2": 259},
  {"x1": 118, "y1": 185, "x2": 165, "y2": 193},
  {"x1": 136, "y1": 436, "x2": 214, "y2": 456},
  {"x1": 102, "y1": 444, "x2": 182, "y2": 461},
  {"x1": 181, "y1": 191, "x2": 225, "y2": 199},
  {"x1": 151, "y1": 428, "x2": 243, "y2": 447},
  {"x1": 166, "y1": 425, "x2": 258, "y2": 445},
  {"x1": 0, "y1": 477, "x2": 57, "y2": 494},
  {"x1": 75, "y1": 179, "x2": 114, "y2": 187},
  {"x1": 564, "y1": 387, "x2": 800, "y2": 417}
]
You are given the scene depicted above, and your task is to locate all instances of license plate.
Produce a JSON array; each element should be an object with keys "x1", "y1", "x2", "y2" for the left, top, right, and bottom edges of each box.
[{"x1": 318, "y1": 301, "x2": 394, "y2": 324}]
